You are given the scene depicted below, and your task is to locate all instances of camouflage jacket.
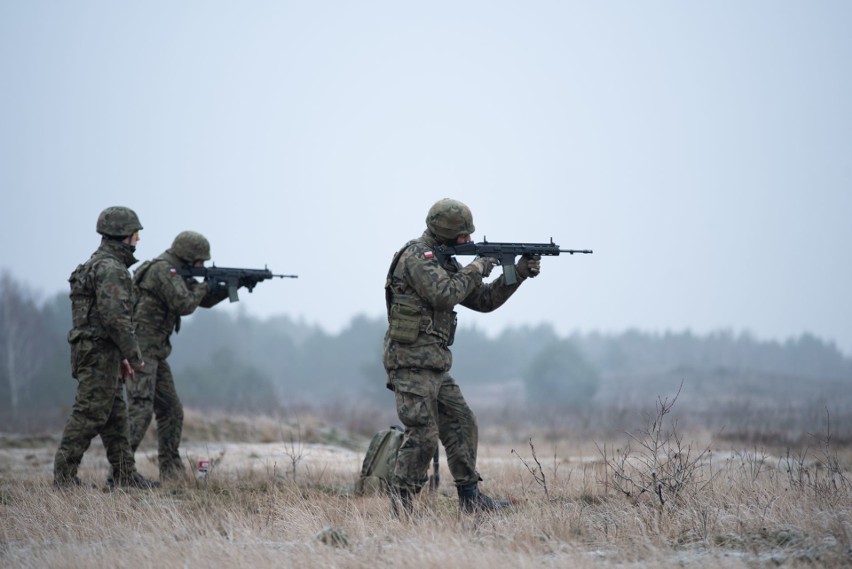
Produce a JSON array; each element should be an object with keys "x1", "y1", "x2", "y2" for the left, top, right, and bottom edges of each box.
[
  {"x1": 383, "y1": 230, "x2": 525, "y2": 374},
  {"x1": 133, "y1": 250, "x2": 226, "y2": 358},
  {"x1": 67, "y1": 238, "x2": 142, "y2": 366}
]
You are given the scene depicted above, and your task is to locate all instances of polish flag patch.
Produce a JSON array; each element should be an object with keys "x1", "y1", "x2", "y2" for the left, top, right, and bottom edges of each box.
[
  {"x1": 423, "y1": 251, "x2": 434, "y2": 259},
  {"x1": 169, "y1": 268, "x2": 177, "y2": 275}
]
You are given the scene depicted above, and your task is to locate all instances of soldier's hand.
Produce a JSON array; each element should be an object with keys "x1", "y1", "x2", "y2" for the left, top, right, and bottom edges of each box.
[
  {"x1": 516, "y1": 254, "x2": 541, "y2": 279},
  {"x1": 471, "y1": 256, "x2": 497, "y2": 278},
  {"x1": 120, "y1": 359, "x2": 136, "y2": 381}
]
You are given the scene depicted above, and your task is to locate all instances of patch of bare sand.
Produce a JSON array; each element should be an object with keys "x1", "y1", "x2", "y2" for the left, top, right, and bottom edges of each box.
[
  {"x1": 173, "y1": 441, "x2": 363, "y2": 479},
  {"x1": 0, "y1": 434, "x2": 606, "y2": 486},
  {"x1": 0, "y1": 439, "x2": 363, "y2": 484}
]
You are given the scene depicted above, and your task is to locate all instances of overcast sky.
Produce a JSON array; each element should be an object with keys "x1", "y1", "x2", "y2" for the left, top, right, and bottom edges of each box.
[{"x1": 1, "y1": 1, "x2": 850, "y2": 355}]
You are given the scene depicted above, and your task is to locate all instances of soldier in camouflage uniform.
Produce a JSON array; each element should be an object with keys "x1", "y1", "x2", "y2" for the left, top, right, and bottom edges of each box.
[
  {"x1": 54, "y1": 206, "x2": 158, "y2": 489},
  {"x1": 384, "y1": 198, "x2": 541, "y2": 516},
  {"x1": 127, "y1": 231, "x2": 228, "y2": 481}
]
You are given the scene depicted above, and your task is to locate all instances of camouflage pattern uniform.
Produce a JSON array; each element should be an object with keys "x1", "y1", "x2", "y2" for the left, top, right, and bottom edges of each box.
[
  {"x1": 54, "y1": 207, "x2": 151, "y2": 488},
  {"x1": 127, "y1": 231, "x2": 227, "y2": 480},
  {"x1": 384, "y1": 199, "x2": 539, "y2": 513}
]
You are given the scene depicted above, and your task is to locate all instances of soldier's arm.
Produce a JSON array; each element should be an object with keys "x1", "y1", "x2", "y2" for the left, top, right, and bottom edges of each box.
[
  {"x1": 95, "y1": 260, "x2": 143, "y2": 367},
  {"x1": 402, "y1": 244, "x2": 482, "y2": 310},
  {"x1": 460, "y1": 271, "x2": 524, "y2": 313},
  {"x1": 198, "y1": 282, "x2": 229, "y2": 308},
  {"x1": 151, "y1": 263, "x2": 209, "y2": 315}
]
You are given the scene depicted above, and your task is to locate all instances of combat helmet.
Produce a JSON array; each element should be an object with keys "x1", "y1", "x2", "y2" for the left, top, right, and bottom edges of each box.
[
  {"x1": 96, "y1": 206, "x2": 143, "y2": 237},
  {"x1": 426, "y1": 198, "x2": 475, "y2": 242},
  {"x1": 170, "y1": 231, "x2": 211, "y2": 263}
]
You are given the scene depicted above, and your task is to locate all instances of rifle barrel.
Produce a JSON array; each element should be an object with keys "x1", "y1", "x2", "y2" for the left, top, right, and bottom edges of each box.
[
  {"x1": 560, "y1": 249, "x2": 593, "y2": 254},
  {"x1": 272, "y1": 274, "x2": 299, "y2": 278}
]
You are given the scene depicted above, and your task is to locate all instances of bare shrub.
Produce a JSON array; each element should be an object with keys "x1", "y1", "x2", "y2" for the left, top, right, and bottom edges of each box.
[
  {"x1": 511, "y1": 438, "x2": 551, "y2": 501},
  {"x1": 281, "y1": 417, "x2": 306, "y2": 483},
  {"x1": 783, "y1": 409, "x2": 852, "y2": 500},
  {"x1": 595, "y1": 384, "x2": 715, "y2": 509}
]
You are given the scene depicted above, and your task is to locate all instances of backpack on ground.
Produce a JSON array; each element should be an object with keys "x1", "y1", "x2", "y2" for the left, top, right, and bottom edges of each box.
[
  {"x1": 355, "y1": 425, "x2": 441, "y2": 496},
  {"x1": 355, "y1": 425, "x2": 405, "y2": 496}
]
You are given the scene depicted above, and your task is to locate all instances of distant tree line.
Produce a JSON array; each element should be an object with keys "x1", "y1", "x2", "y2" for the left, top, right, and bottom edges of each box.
[{"x1": 1, "y1": 271, "x2": 851, "y2": 431}]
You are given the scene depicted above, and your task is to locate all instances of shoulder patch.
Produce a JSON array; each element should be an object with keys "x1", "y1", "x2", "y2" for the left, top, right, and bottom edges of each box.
[
  {"x1": 169, "y1": 267, "x2": 177, "y2": 276},
  {"x1": 423, "y1": 251, "x2": 434, "y2": 259}
]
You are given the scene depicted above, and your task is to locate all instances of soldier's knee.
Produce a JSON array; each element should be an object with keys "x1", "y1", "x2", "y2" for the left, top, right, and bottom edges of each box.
[{"x1": 75, "y1": 405, "x2": 111, "y2": 427}]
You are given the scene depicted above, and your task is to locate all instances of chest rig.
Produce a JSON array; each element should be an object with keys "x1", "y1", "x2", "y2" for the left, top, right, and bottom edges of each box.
[{"x1": 385, "y1": 240, "x2": 458, "y2": 346}]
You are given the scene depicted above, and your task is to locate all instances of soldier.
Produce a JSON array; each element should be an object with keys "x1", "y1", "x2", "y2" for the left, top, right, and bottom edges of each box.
[
  {"x1": 54, "y1": 206, "x2": 158, "y2": 489},
  {"x1": 127, "y1": 231, "x2": 228, "y2": 481},
  {"x1": 384, "y1": 198, "x2": 541, "y2": 516}
]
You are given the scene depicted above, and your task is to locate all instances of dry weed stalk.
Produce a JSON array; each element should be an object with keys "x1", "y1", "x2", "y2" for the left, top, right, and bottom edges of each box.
[
  {"x1": 511, "y1": 437, "x2": 550, "y2": 500},
  {"x1": 783, "y1": 408, "x2": 852, "y2": 500},
  {"x1": 595, "y1": 383, "x2": 714, "y2": 509},
  {"x1": 282, "y1": 418, "x2": 306, "y2": 483},
  {"x1": 732, "y1": 446, "x2": 770, "y2": 484}
]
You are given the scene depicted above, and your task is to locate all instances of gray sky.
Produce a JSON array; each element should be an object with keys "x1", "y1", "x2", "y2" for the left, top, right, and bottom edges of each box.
[{"x1": 2, "y1": 1, "x2": 851, "y2": 354}]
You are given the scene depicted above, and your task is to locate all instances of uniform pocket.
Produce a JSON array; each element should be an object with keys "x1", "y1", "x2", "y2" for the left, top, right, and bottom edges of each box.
[
  {"x1": 388, "y1": 303, "x2": 422, "y2": 344},
  {"x1": 69, "y1": 344, "x2": 80, "y2": 380},
  {"x1": 69, "y1": 338, "x2": 93, "y2": 380},
  {"x1": 395, "y1": 390, "x2": 430, "y2": 428}
]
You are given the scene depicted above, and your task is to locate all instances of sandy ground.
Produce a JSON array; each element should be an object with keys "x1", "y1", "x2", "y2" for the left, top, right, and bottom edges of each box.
[
  {"x1": 0, "y1": 437, "x2": 365, "y2": 484},
  {"x1": 0, "y1": 434, "x2": 575, "y2": 487}
]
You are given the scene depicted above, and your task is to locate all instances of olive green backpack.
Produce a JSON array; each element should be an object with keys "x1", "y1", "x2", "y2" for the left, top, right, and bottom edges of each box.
[
  {"x1": 355, "y1": 425, "x2": 440, "y2": 496},
  {"x1": 355, "y1": 425, "x2": 405, "y2": 495}
]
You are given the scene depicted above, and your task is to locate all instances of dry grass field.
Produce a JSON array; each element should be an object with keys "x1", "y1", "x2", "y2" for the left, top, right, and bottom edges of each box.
[{"x1": 2, "y1": 405, "x2": 851, "y2": 568}]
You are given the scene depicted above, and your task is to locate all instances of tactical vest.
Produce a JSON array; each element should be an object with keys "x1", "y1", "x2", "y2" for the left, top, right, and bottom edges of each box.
[
  {"x1": 68, "y1": 255, "x2": 109, "y2": 342},
  {"x1": 385, "y1": 240, "x2": 458, "y2": 346}
]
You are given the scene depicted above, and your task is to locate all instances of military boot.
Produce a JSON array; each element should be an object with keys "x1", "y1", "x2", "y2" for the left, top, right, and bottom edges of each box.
[
  {"x1": 53, "y1": 475, "x2": 98, "y2": 490},
  {"x1": 390, "y1": 488, "x2": 413, "y2": 519},
  {"x1": 457, "y1": 483, "x2": 510, "y2": 514},
  {"x1": 107, "y1": 472, "x2": 160, "y2": 490},
  {"x1": 159, "y1": 464, "x2": 187, "y2": 484}
]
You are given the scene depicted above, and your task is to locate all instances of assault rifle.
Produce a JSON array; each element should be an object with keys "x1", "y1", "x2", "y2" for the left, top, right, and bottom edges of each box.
[
  {"x1": 178, "y1": 265, "x2": 297, "y2": 302},
  {"x1": 435, "y1": 238, "x2": 592, "y2": 285}
]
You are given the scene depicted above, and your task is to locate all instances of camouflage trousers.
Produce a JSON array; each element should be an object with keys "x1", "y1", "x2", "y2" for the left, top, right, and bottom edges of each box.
[
  {"x1": 126, "y1": 356, "x2": 186, "y2": 480},
  {"x1": 389, "y1": 369, "x2": 480, "y2": 493},
  {"x1": 54, "y1": 339, "x2": 137, "y2": 483}
]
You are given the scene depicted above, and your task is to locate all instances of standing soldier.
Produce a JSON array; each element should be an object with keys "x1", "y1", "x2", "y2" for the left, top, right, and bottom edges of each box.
[
  {"x1": 383, "y1": 198, "x2": 541, "y2": 516},
  {"x1": 54, "y1": 206, "x2": 158, "y2": 489},
  {"x1": 127, "y1": 231, "x2": 227, "y2": 482}
]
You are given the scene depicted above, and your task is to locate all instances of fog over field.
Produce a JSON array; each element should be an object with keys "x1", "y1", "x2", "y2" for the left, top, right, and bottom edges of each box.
[{"x1": 1, "y1": 1, "x2": 851, "y2": 356}]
